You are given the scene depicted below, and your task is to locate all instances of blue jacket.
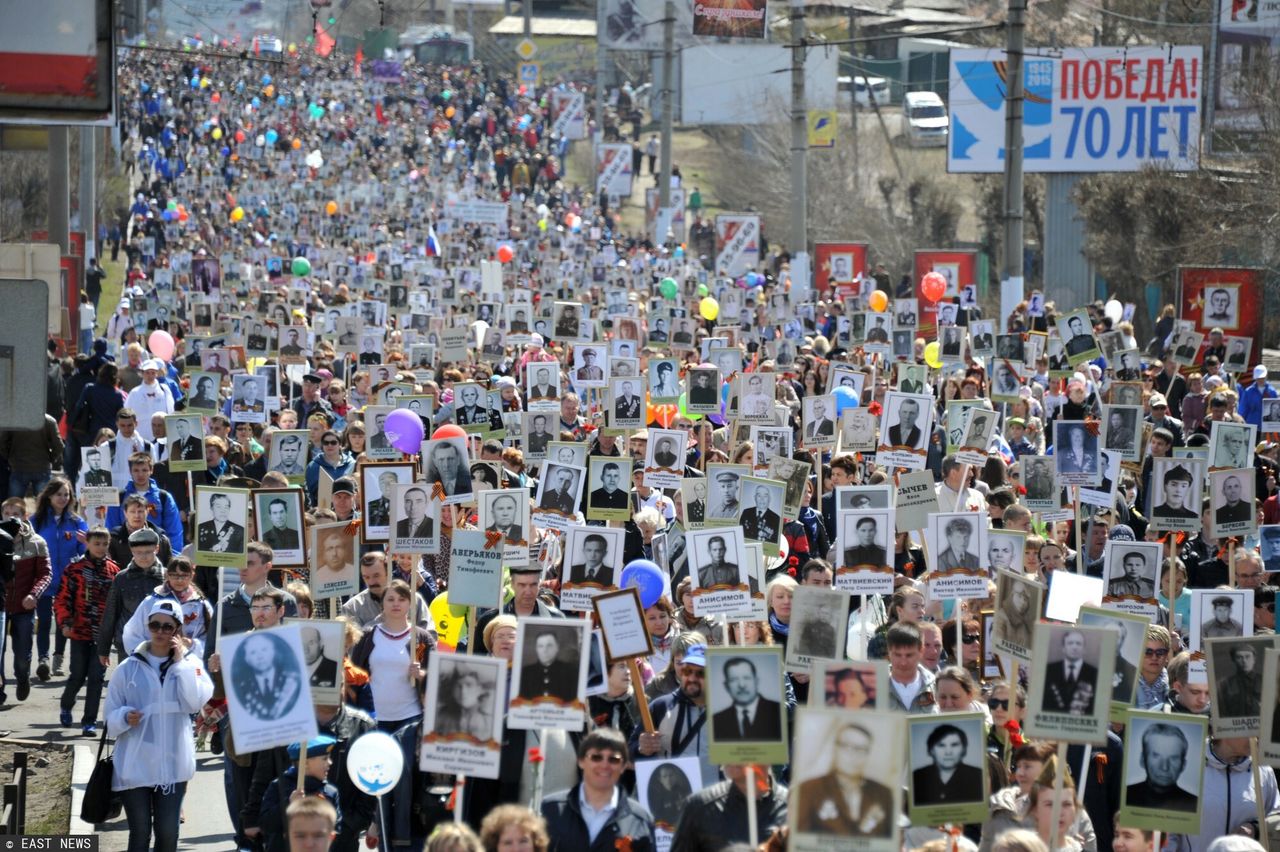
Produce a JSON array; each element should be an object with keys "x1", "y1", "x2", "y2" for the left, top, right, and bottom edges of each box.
[
  {"x1": 305, "y1": 451, "x2": 356, "y2": 506},
  {"x1": 104, "y1": 478, "x2": 184, "y2": 551},
  {"x1": 1238, "y1": 380, "x2": 1277, "y2": 431},
  {"x1": 33, "y1": 511, "x2": 87, "y2": 595}
]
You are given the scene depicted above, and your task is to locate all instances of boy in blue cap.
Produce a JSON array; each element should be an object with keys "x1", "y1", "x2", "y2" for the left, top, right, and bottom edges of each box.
[{"x1": 260, "y1": 735, "x2": 343, "y2": 852}]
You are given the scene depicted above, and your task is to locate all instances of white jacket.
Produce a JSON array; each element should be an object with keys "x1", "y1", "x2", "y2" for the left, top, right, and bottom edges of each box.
[
  {"x1": 120, "y1": 588, "x2": 212, "y2": 662},
  {"x1": 105, "y1": 645, "x2": 213, "y2": 792},
  {"x1": 123, "y1": 381, "x2": 174, "y2": 441}
]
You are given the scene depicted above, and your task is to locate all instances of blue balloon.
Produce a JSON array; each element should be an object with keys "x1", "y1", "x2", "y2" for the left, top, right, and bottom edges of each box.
[
  {"x1": 261, "y1": 73, "x2": 272, "y2": 86},
  {"x1": 720, "y1": 382, "x2": 731, "y2": 404},
  {"x1": 220, "y1": 146, "x2": 230, "y2": 157},
  {"x1": 832, "y1": 385, "x2": 858, "y2": 415},
  {"x1": 276, "y1": 95, "x2": 287, "y2": 106},
  {"x1": 251, "y1": 96, "x2": 261, "y2": 108},
  {"x1": 265, "y1": 129, "x2": 279, "y2": 144},
  {"x1": 619, "y1": 560, "x2": 666, "y2": 609},
  {"x1": 140, "y1": 82, "x2": 150, "y2": 93}
]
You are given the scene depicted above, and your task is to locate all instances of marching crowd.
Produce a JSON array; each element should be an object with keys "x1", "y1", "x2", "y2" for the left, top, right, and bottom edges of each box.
[{"x1": 1, "y1": 30, "x2": 1279, "y2": 852}]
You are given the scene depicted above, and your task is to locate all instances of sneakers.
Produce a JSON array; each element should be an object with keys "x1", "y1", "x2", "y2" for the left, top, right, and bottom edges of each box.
[
  {"x1": 60, "y1": 710, "x2": 73, "y2": 727},
  {"x1": 82, "y1": 723, "x2": 96, "y2": 737},
  {"x1": 36, "y1": 659, "x2": 50, "y2": 682},
  {"x1": 15, "y1": 679, "x2": 29, "y2": 702},
  {"x1": 52, "y1": 654, "x2": 64, "y2": 676}
]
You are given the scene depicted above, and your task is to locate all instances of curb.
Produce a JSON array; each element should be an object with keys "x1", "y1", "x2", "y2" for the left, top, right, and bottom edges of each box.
[{"x1": 69, "y1": 743, "x2": 96, "y2": 835}]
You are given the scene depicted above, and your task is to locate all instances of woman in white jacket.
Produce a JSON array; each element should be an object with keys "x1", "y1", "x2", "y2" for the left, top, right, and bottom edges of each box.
[{"x1": 105, "y1": 598, "x2": 213, "y2": 852}]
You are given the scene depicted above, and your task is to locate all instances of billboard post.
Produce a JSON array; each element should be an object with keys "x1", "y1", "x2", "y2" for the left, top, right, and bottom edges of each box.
[{"x1": 1001, "y1": 0, "x2": 1026, "y2": 308}]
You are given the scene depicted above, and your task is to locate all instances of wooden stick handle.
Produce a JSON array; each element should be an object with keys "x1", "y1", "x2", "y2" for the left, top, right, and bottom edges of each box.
[{"x1": 628, "y1": 658, "x2": 656, "y2": 733}]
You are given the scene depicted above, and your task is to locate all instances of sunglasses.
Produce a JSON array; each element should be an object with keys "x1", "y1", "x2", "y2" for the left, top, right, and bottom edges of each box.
[
  {"x1": 322, "y1": 439, "x2": 340, "y2": 446},
  {"x1": 962, "y1": 633, "x2": 981, "y2": 644},
  {"x1": 1143, "y1": 647, "x2": 1169, "y2": 658},
  {"x1": 987, "y1": 697, "x2": 1009, "y2": 710},
  {"x1": 148, "y1": 621, "x2": 177, "y2": 633},
  {"x1": 586, "y1": 752, "x2": 624, "y2": 765}
]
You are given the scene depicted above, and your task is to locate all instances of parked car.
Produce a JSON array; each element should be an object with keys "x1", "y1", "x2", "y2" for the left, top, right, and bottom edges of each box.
[
  {"x1": 838, "y1": 75, "x2": 890, "y2": 108},
  {"x1": 902, "y1": 91, "x2": 949, "y2": 147}
]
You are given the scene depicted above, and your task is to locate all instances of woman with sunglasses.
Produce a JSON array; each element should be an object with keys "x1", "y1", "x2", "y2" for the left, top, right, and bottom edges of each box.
[
  {"x1": 119, "y1": 555, "x2": 214, "y2": 661},
  {"x1": 305, "y1": 429, "x2": 356, "y2": 506},
  {"x1": 104, "y1": 598, "x2": 213, "y2": 852}
]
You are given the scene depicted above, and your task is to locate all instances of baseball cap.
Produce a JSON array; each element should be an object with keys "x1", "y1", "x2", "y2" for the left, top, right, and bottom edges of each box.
[
  {"x1": 1255, "y1": 365, "x2": 1269, "y2": 381},
  {"x1": 332, "y1": 477, "x2": 357, "y2": 495},
  {"x1": 148, "y1": 599, "x2": 182, "y2": 622},
  {"x1": 1149, "y1": 394, "x2": 1168, "y2": 409},
  {"x1": 682, "y1": 644, "x2": 708, "y2": 667},
  {"x1": 141, "y1": 358, "x2": 164, "y2": 371}
]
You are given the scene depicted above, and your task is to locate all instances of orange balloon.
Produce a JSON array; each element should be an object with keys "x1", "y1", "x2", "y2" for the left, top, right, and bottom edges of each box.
[
  {"x1": 445, "y1": 106, "x2": 455, "y2": 119},
  {"x1": 325, "y1": 200, "x2": 339, "y2": 216},
  {"x1": 291, "y1": 138, "x2": 302, "y2": 150},
  {"x1": 868, "y1": 289, "x2": 889, "y2": 312}
]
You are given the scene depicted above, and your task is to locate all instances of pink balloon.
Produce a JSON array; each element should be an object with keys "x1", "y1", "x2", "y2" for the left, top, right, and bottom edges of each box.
[
  {"x1": 384, "y1": 409, "x2": 425, "y2": 455},
  {"x1": 148, "y1": 330, "x2": 176, "y2": 361}
]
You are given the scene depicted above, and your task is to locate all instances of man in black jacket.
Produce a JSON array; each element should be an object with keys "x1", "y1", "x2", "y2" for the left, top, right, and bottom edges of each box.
[
  {"x1": 671, "y1": 765, "x2": 788, "y2": 852},
  {"x1": 541, "y1": 729, "x2": 656, "y2": 852}
]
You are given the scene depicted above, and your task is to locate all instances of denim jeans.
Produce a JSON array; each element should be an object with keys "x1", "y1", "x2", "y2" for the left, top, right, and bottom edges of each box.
[
  {"x1": 60, "y1": 639, "x2": 105, "y2": 723},
  {"x1": 120, "y1": 781, "x2": 187, "y2": 852},
  {"x1": 223, "y1": 752, "x2": 254, "y2": 846},
  {"x1": 8, "y1": 611, "x2": 33, "y2": 682},
  {"x1": 79, "y1": 327, "x2": 94, "y2": 356},
  {"x1": 7, "y1": 471, "x2": 51, "y2": 499},
  {"x1": 35, "y1": 595, "x2": 66, "y2": 660}
]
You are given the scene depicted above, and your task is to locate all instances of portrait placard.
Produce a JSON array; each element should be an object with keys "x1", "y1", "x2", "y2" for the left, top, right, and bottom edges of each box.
[
  {"x1": 1118, "y1": 709, "x2": 1206, "y2": 834},
  {"x1": 585, "y1": 457, "x2": 632, "y2": 523},
  {"x1": 592, "y1": 588, "x2": 655, "y2": 662},
  {"x1": 1206, "y1": 635, "x2": 1276, "y2": 738},
  {"x1": 785, "y1": 586, "x2": 850, "y2": 675},
  {"x1": 839, "y1": 408, "x2": 877, "y2": 454},
  {"x1": 389, "y1": 482, "x2": 441, "y2": 555},
  {"x1": 221, "y1": 625, "x2": 318, "y2": 754},
  {"x1": 364, "y1": 406, "x2": 400, "y2": 460},
  {"x1": 1025, "y1": 622, "x2": 1117, "y2": 744},
  {"x1": 252, "y1": 488, "x2": 306, "y2": 567},
  {"x1": 685, "y1": 367, "x2": 721, "y2": 414},
  {"x1": 185, "y1": 370, "x2": 222, "y2": 415},
  {"x1": 1019, "y1": 456, "x2": 1058, "y2": 512},
  {"x1": 421, "y1": 436, "x2": 474, "y2": 506},
  {"x1": 893, "y1": 470, "x2": 939, "y2": 533},
  {"x1": 1077, "y1": 606, "x2": 1147, "y2": 720},
  {"x1": 1209, "y1": 468, "x2": 1258, "y2": 539},
  {"x1": 681, "y1": 478, "x2": 709, "y2": 529},
  {"x1": 610, "y1": 376, "x2": 645, "y2": 428},
  {"x1": 876, "y1": 391, "x2": 934, "y2": 471},
  {"x1": 1101, "y1": 540, "x2": 1163, "y2": 619},
  {"x1": 801, "y1": 395, "x2": 838, "y2": 449},
  {"x1": 789, "y1": 708, "x2": 901, "y2": 852},
  {"x1": 992, "y1": 570, "x2": 1043, "y2": 662},
  {"x1": 1054, "y1": 421, "x2": 1101, "y2": 487},
  {"x1": 813, "y1": 661, "x2": 884, "y2": 710},
  {"x1": 533, "y1": 462, "x2": 586, "y2": 533},
  {"x1": 956, "y1": 407, "x2": 998, "y2": 467},
  {"x1": 836, "y1": 509, "x2": 895, "y2": 595},
  {"x1": 738, "y1": 476, "x2": 785, "y2": 558},
  {"x1": 478, "y1": 489, "x2": 530, "y2": 568},
  {"x1": 707, "y1": 647, "x2": 789, "y2": 766},
  {"x1": 644, "y1": 428, "x2": 687, "y2": 490},
  {"x1": 526, "y1": 363, "x2": 561, "y2": 411},
  {"x1": 165, "y1": 414, "x2": 206, "y2": 472},
  {"x1": 560, "y1": 525, "x2": 625, "y2": 612},
  {"x1": 419, "y1": 653, "x2": 506, "y2": 779},
  {"x1": 1148, "y1": 457, "x2": 1205, "y2": 534},
  {"x1": 309, "y1": 521, "x2": 358, "y2": 600},
  {"x1": 266, "y1": 430, "x2": 309, "y2": 483},
  {"x1": 297, "y1": 620, "x2": 346, "y2": 706},
  {"x1": 194, "y1": 486, "x2": 250, "y2": 568},
  {"x1": 704, "y1": 464, "x2": 750, "y2": 526},
  {"x1": 1257, "y1": 647, "x2": 1280, "y2": 767},
  {"x1": 1101, "y1": 405, "x2": 1142, "y2": 463},
  {"x1": 906, "y1": 713, "x2": 988, "y2": 825},
  {"x1": 508, "y1": 617, "x2": 591, "y2": 731},
  {"x1": 637, "y1": 758, "x2": 701, "y2": 843},
  {"x1": 1190, "y1": 588, "x2": 1253, "y2": 652},
  {"x1": 687, "y1": 527, "x2": 753, "y2": 617},
  {"x1": 230, "y1": 374, "x2": 268, "y2": 424},
  {"x1": 447, "y1": 529, "x2": 505, "y2": 609},
  {"x1": 359, "y1": 462, "x2": 416, "y2": 543},
  {"x1": 1056, "y1": 308, "x2": 1100, "y2": 365},
  {"x1": 735, "y1": 372, "x2": 777, "y2": 422},
  {"x1": 926, "y1": 511, "x2": 989, "y2": 599},
  {"x1": 768, "y1": 456, "x2": 812, "y2": 522},
  {"x1": 1209, "y1": 421, "x2": 1256, "y2": 471}
]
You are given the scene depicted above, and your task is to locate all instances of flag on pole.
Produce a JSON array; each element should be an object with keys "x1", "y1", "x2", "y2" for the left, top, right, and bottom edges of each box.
[
  {"x1": 314, "y1": 23, "x2": 335, "y2": 57},
  {"x1": 426, "y1": 223, "x2": 441, "y2": 257}
]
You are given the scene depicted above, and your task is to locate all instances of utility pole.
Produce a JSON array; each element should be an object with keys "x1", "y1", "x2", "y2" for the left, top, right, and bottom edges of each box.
[
  {"x1": 1001, "y1": 0, "x2": 1026, "y2": 301},
  {"x1": 595, "y1": 0, "x2": 607, "y2": 144},
  {"x1": 657, "y1": 0, "x2": 675, "y2": 211},
  {"x1": 523, "y1": 0, "x2": 531, "y2": 38},
  {"x1": 1204, "y1": 0, "x2": 1219, "y2": 157},
  {"x1": 48, "y1": 128, "x2": 70, "y2": 256},
  {"x1": 789, "y1": 0, "x2": 806, "y2": 257},
  {"x1": 79, "y1": 127, "x2": 96, "y2": 260},
  {"x1": 846, "y1": 9, "x2": 859, "y2": 197}
]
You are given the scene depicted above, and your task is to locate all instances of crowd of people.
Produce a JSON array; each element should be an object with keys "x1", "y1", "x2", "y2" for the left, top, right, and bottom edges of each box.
[{"x1": 1, "y1": 29, "x2": 1279, "y2": 852}]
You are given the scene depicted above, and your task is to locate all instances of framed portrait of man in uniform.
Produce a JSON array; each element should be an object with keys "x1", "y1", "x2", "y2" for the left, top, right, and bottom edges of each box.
[
  {"x1": 252, "y1": 488, "x2": 306, "y2": 568},
  {"x1": 1206, "y1": 635, "x2": 1273, "y2": 737}
]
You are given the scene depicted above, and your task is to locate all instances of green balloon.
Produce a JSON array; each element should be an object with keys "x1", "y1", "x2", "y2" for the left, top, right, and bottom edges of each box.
[
  {"x1": 291, "y1": 256, "x2": 312, "y2": 276},
  {"x1": 676, "y1": 392, "x2": 702, "y2": 422},
  {"x1": 659, "y1": 277, "x2": 678, "y2": 299},
  {"x1": 696, "y1": 283, "x2": 709, "y2": 297}
]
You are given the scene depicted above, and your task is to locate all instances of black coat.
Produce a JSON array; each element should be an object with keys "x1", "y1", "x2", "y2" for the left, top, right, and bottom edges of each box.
[{"x1": 541, "y1": 784, "x2": 656, "y2": 852}]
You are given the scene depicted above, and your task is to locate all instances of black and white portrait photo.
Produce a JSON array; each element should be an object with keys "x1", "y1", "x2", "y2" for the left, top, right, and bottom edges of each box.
[
  {"x1": 1203, "y1": 284, "x2": 1239, "y2": 329},
  {"x1": 1261, "y1": 525, "x2": 1280, "y2": 573},
  {"x1": 987, "y1": 529, "x2": 1026, "y2": 575},
  {"x1": 420, "y1": 653, "x2": 507, "y2": 779},
  {"x1": 705, "y1": 466, "x2": 746, "y2": 524},
  {"x1": 230, "y1": 375, "x2": 268, "y2": 425},
  {"x1": 1148, "y1": 458, "x2": 1205, "y2": 532},
  {"x1": 637, "y1": 759, "x2": 698, "y2": 834},
  {"x1": 587, "y1": 457, "x2": 632, "y2": 522},
  {"x1": 164, "y1": 414, "x2": 205, "y2": 472},
  {"x1": 738, "y1": 477, "x2": 785, "y2": 555},
  {"x1": 573, "y1": 345, "x2": 607, "y2": 387},
  {"x1": 253, "y1": 489, "x2": 305, "y2": 567},
  {"x1": 523, "y1": 412, "x2": 555, "y2": 457},
  {"x1": 785, "y1": 586, "x2": 849, "y2": 672},
  {"x1": 267, "y1": 430, "x2": 308, "y2": 480},
  {"x1": 1119, "y1": 711, "x2": 1206, "y2": 829},
  {"x1": 688, "y1": 527, "x2": 749, "y2": 591},
  {"x1": 389, "y1": 482, "x2": 440, "y2": 555},
  {"x1": 525, "y1": 364, "x2": 561, "y2": 408},
  {"x1": 422, "y1": 437, "x2": 474, "y2": 505},
  {"x1": 1191, "y1": 589, "x2": 1253, "y2": 651},
  {"x1": 610, "y1": 377, "x2": 644, "y2": 427},
  {"x1": 561, "y1": 526, "x2": 624, "y2": 604},
  {"x1": 1101, "y1": 405, "x2": 1141, "y2": 462},
  {"x1": 681, "y1": 478, "x2": 708, "y2": 528},
  {"x1": 299, "y1": 620, "x2": 345, "y2": 704},
  {"x1": 643, "y1": 428, "x2": 688, "y2": 490},
  {"x1": 452, "y1": 383, "x2": 501, "y2": 433},
  {"x1": 992, "y1": 570, "x2": 1042, "y2": 661},
  {"x1": 479, "y1": 489, "x2": 530, "y2": 565},
  {"x1": 790, "y1": 708, "x2": 901, "y2": 851},
  {"x1": 1077, "y1": 607, "x2": 1146, "y2": 709},
  {"x1": 736, "y1": 373, "x2": 776, "y2": 421},
  {"x1": 648, "y1": 358, "x2": 682, "y2": 402},
  {"x1": 969, "y1": 320, "x2": 995, "y2": 357},
  {"x1": 508, "y1": 618, "x2": 591, "y2": 731},
  {"x1": 1056, "y1": 309, "x2": 1099, "y2": 363},
  {"x1": 957, "y1": 408, "x2": 997, "y2": 463},
  {"x1": 1055, "y1": 421, "x2": 1100, "y2": 486},
  {"x1": 996, "y1": 333, "x2": 1026, "y2": 362},
  {"x1": 686, "y1": 367, "x2": 721, "y2": 413},
  {"x1": 1210, "y1": 421, "x2": 1256, "y2": 471},
  {"x1": 223, "y1": 626, "x2": 316, "y2": 753},
  {"x1": 1025, "y1": 623, "x2": 1117, "y2": 743},
  {"x1": 194, "y1": 486, "x2": 249, "y2": 568},
  {"x1": 1103, "y1": 540, "x2": 1162, "y2": 602},
  {"x1": 939, "y1": 325, "x2": 964, "y2": 361},
  {"x1": 877, "y1": 391, "x2": 934, "y2": 470},
  {"x1": 359, "y1": 462, "x2": 416, "y2": 543},
  {"x1": 802, "y1": 395, "x2": 838, "y2": 447},
  {"x1": 1210, "y1": 468, "x2": 1258, "y2": 539},
  {"x1": 707, "y1": 647, "x2": 788, "y2": 765},
  {"x1": 535, "y1": 462, "x2": 586, "y2": 518},
  {"x1": 906, "y1": 714, "x2": 988, "y2": 825},
  {"x1": 1207, "y1": 635, "x2": 1272, "y2": 736}
]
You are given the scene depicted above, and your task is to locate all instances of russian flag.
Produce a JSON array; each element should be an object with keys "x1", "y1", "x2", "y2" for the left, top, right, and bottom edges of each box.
[
  {"x1": 989, "y1": 430, "x2": 1014, "y2": 466},
  {"x1": 426, "y1": 223, "x2": 441, "y2": 257}
]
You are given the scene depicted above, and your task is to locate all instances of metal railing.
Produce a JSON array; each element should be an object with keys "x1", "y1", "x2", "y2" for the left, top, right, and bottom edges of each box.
[{"x1": 0, "y1": 751, "x2": 27, "y2": 834}]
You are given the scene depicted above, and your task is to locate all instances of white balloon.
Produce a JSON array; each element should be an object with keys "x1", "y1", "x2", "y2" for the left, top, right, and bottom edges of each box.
[
  {"x1": 1104, "y1": 299, "x2": 1123, "y2": 323},
  {"x1": 347, "y1": 731, "x2": 404, "y2": 797}
]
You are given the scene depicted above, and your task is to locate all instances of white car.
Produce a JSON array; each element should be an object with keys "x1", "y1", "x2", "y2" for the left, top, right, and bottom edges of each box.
[
  {"x1": 838, "y1": 75, "x2": 890, "y2": 109},
  {"x1": 902, "y1": 91, "x2": 949, "y2": 148}
]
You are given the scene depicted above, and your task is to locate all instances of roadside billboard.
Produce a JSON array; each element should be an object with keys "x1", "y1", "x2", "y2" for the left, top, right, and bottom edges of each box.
[
  {"x1": 0, "y1": 0, "x2": 114, "y2": 124},
  {"x1": 948, "y1": 46, "x2": 1203, "y2": 173},
  {"x1": 692, "y1": 0, "x2": 768, "y2": 39}
]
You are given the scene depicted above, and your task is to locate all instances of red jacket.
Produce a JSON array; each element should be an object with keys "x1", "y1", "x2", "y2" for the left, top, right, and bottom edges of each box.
[
  {"x1": 5, "y1": 521, "x2": 50, "y2": 615},
  {"x1": 54, "y1": 554, "x2": 120, "y2": 641}
]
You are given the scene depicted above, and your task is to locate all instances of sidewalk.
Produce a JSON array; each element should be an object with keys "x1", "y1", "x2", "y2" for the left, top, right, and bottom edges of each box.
[{"x1": 1, "y1": 643, "x2": 234, "y2": 850}]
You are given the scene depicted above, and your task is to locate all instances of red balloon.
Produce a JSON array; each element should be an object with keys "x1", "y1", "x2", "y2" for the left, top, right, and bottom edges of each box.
[
  {"x1": 496, "y1": 245, "x2": 514, "y2": 263},
  {"x1": 431, "y1": 424, "x2": 468, "y2": 440},
  {"x1": 921, "y1": 271, "x2": 948, "y2": 304}
]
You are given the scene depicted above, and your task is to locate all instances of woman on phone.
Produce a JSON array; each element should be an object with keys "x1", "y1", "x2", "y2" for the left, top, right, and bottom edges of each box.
[{"x1": 104, "y1": 599, "x2": 213, "y2": 852}]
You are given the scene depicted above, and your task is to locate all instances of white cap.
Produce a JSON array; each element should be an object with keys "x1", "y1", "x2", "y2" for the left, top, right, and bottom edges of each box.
[
  {"x1": 142, "y1": 359, "x2": 164, "y2": 371},
  {"x1": 1254, "y1": 365, "x2": 1268, "y2": 381},
  {"x1": 529, "y1": 333, "x2": 544, "y2": 348}
]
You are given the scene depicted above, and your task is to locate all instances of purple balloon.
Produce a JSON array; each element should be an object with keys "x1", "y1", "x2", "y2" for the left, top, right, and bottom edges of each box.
[{"x1": 384, "y1": 408, "x2": 425, "y2": 455}]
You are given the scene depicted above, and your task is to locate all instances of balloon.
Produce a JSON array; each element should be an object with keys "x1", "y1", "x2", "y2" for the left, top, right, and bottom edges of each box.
[
  {"x1": 921, "y1": 271, "x2": 947, "y2": 304},
  {"x1": 254, "y1": 134, "x2": 265, "y2": 147},
  {"x1": 234, "y1": 130, "x2": 245, "y2": 143},
  {"x1": 1104, "y1": 299, "x2": 1123, "y2": 324},
  {"x1": 832, "y1": 386, "x2": 858, "y2": 415},
  {"x1": 659, "y1": 278, "x2": 678, "y2": 300},
  {"x1": 384, "y1": 409, "x2": 425, "y2": 455},
  {"x1": 166, "y1": 200, "x2": 177, "y2": 211},
  {"x1": 210, "y1": 92, "x2": 220, "y2": 104},
  {"x1": 619, "y1": 560, "x2": 666, "y2": 609},
  {"x1": 265, "y1": 129, "x2": 279, "y2": 144},
  {"x1": 148, "y1": 330, "x2": 176, "y2": 361},
  {"x1": 263, "y1": 84, "x2": 274, "y2": 98},
  {"x1": 346, "y1": 732, "x2": 403, "y2": 798},
  {"x1": 432, "y1": 424, "x2": 467, "y2": 440},
  {"x1": 445, "y1": 106, "x2": 455, "y2": 118},
  {"x1": 211, "y1": 127, "x2": 223, "y2": 140},
  {"x1": 537, "y1": 218, "x2": 547, "y2": 231},
  {"x1": 325, "y1": 200, "x2": 339, "y2": 216},
  {"x1": 291, "y1": 256, "x2": 312, "y2": 276},
  {"x1": 178, "y1": 210, "x2": 188, "y2": 222},
  {"x1": 428, "y1": 593, "x2": 468, "y2": 651},
  {"x1": 229, "y1": 206, "x2": 245, "y2": 222},
  {"x1": 676, "y1": 393, "x2": 702, "y2": 422},
  {"x1": 696, "y1": 283, "x2": 708, "y2": 297},
  {"x1": 868, "y1": 289, "x2": 889, "y2": 312},
  {"x1": 292, "y1": 138, "x2": 302, "y2": 150},
  {"x1": 699, "y1": 296, "x2": 719, "y2": 321},
  {"x1": 924, "y1": 341, "x2": 943, "y2": 369},
  {"x1": 496, "y1": 245, "x2": 514, "y2": 263}
]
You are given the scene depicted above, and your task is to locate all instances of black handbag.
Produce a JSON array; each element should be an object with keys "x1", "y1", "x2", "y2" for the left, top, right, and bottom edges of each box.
[{"x1": 80, "y1": 726, "x2": 121, "y2": 824}]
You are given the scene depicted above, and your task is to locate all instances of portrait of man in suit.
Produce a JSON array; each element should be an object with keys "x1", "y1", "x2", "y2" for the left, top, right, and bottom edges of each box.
[
  {"x1": 590, "y1": 462, "x2": 628, "y2": 512},
  {"x1": 365, "y1": 471, "x2": 398, "y2": 528},
  {"x1": 843, "y1": 516, "x2": 887, "y2": 569},
  {"x1": 806, "y1": 398, "x2": 836, "y2": 441},
  {"x1": 688, "y1": 369, "x2": 718, "y2": 407},
  {"x1": 568, "y1": 533, "x2": 614, "y2": 586},
  {"x1": 269, "y1": 433, "x2": 306, "y2": 476},
  {"x1": 711, "y1": 656, "x2": 783, "y2": 742},
  {"x1": 911, "y1": 723, "x2": 985, "y2": 807},
  {"x1": 301, "y1": 626, "x2": 339, "y2": 688},
  {"x1": 1125, "y1": 722, "x2": 1199, "y2": 812},
  {"x1": 261, "y1": 497, "x2": 300, "y2": 551},
  {"x1": 425, "y1": 440, "x2": 472, "y2": 499},
  {"x1": 1215, "y1": 474, "x2": 1253, "y2": 527},
  {"x1": 526, "y1": 414, "x2": 552, "y2": 455},
  {"x1": 529, "y1": 366, "x2": 558, "y2": 401},
  {"x1": 231, "y1": 632, "x2": 302, "y2": 721},
  {"x1": 540, "y1": 466, "x2": 578, "y2": 514},
  {"x1": 518, "y1": 628, "x2": 579, "y2": 702},
  {"x1": 796, "y1": 723, "x2": 894, "y2": 837},
  {"x1": 485, "y1": 493, "x2": 523, "y2": 545},
  {"x1": 653, "y1": 436, "x2": 680, "y2": 469},
  {"x1": 740, "y1": 485, "x2": 780, "y2": 544},
  {"x1": 168, "y1": 417, "x2": 202, "y2": 462},
  {"x1": 394, "y1": 485, "x2": 435, "y2": 539},
  {"x1": 937, "y1": 518, "x2": 979, "y2": 572},
  {"x1": 1042, "y1": 629, "x2": 1099, "y2": 715},
  {"x1": 188, "y1": 375, "x2": 219, "y2": 410},
  {"x1": 233, "y1": 377, "x2": 265, "y2": 415},
  {"x1": 887, "y1": 398, "x2": 923, "y2": 448},
  {"x1": 198, "y1": 492, "x2": 245, "y2": 555},
  {"x1": 368, "y1": 412, "x2": 392, "y2": 452}
]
